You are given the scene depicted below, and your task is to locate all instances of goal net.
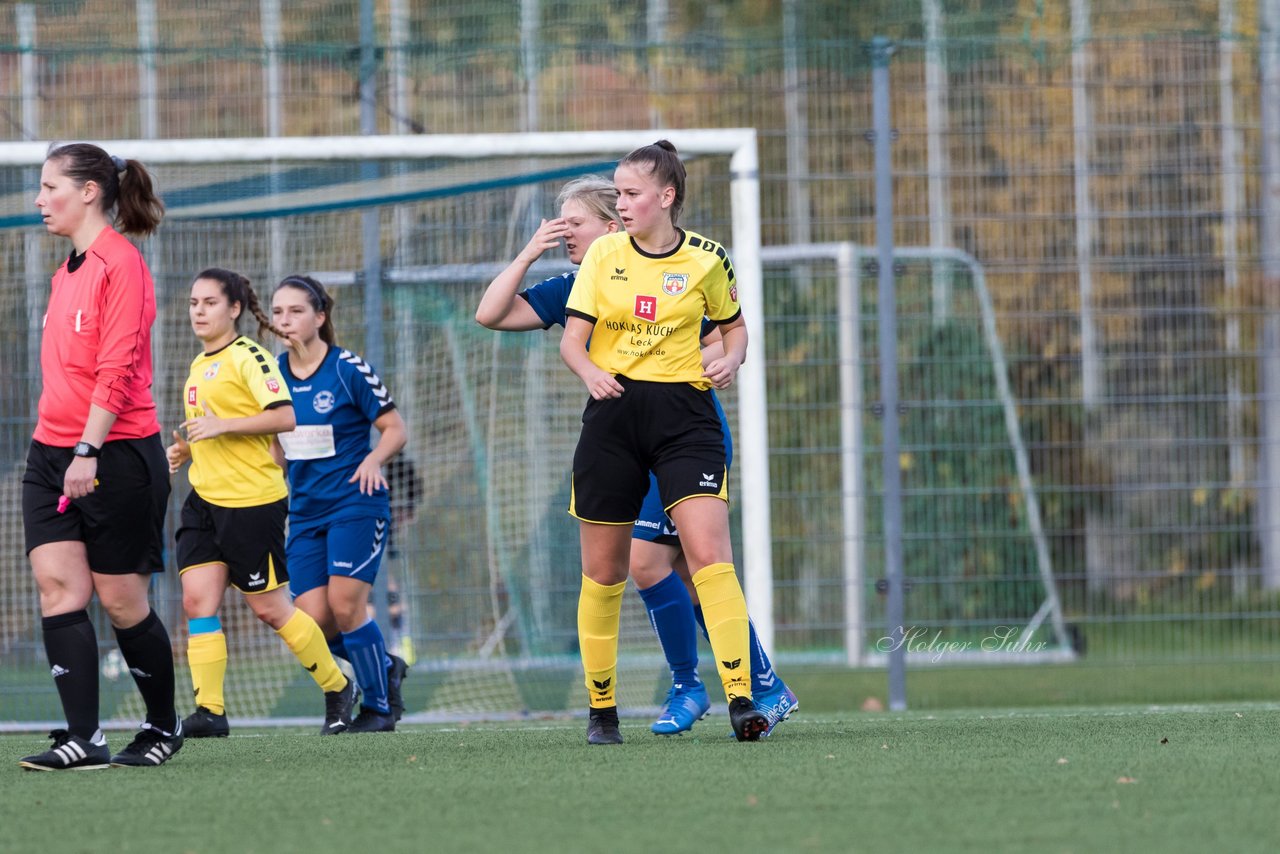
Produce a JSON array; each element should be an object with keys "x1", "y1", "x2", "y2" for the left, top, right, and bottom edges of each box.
[{"x1": 0, "y1": 131, "x2": 769, "y2": 727}]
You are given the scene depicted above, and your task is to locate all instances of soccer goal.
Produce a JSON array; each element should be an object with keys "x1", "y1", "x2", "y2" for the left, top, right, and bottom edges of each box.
[{"x1": 0, "y1": 131, "x2": 771, "y2": 726}]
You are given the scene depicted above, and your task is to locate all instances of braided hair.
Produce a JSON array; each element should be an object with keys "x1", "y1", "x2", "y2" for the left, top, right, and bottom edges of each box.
[{"x1": 193, "y1": 268, "x2": 286, "y2": 341}]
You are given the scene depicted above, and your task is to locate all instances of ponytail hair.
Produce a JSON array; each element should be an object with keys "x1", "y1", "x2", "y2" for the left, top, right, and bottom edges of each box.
[
  {"x1": 274, "y1": 275, "x2": 338, "y2": 346},
  {"x1": 618, "y1": 139, "x2": 686, "y2": 224},
  {"x1": 193, "y1": 267, "x2": 286, "y2": 342},
  {"x1": 46, "y1": 142, "x2": 165, "y2": 236}
]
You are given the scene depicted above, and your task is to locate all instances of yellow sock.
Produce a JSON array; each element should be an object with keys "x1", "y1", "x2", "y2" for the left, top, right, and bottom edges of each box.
[
  {"x1": 578, "y1": 575, "x2": 626, "y2": 709},
  {"x1": 187, "y1": 631, "x2": 228, "y2": 715},
  {"x1": 275, "y1": 608, "x2": 346, "y2": 693},
  {"x1": 692, "y1": 563, "x2": 752, "y2": 701}
]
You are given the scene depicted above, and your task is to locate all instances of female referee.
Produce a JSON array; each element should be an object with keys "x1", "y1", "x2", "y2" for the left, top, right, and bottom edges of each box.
[
  {"x1": 477, "y1": 176, "x2": 796, "y2": 738},
  {"x1": 271, "y1": 274, "x2": 409, "y2": 733},
  {"x1": 167, "y1": 268, "x2": 356, "y2": 737},
  {"x1": 560, "y1": 141, "x2": 768, "y2": 743},
  {"x1": 20, "y1": 143, "x2": 182, "y2": 771}
]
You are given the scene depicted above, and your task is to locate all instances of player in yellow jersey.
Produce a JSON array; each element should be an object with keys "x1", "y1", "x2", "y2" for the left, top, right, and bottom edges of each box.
[
  {"x1": 561, "y1": 141, "x2": 768, "y2": 743},
  {"x1": 166, "y1": 268, "x2": 356, "y2": 736}
]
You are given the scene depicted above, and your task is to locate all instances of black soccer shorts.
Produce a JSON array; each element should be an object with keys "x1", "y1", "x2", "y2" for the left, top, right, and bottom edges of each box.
[
  {"x1": 22, "y1": 434, "x2": 170, "y2": 574},
  {"x1": 176, "y1": 491, "x2": 289, "y2": 594},
  {"x1": 569, "y1": 377, "x2": 728, "y2": 525}
]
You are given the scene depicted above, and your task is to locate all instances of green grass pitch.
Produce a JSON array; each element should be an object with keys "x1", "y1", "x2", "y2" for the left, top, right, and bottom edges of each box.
[{"x1": 2, "y1": 703, "x2": 1277, "y2": 853}]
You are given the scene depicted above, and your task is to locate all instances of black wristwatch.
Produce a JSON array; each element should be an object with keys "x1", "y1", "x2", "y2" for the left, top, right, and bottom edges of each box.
[{"x1": 73, "y1": 441, "x2": 101, "y2": 458}]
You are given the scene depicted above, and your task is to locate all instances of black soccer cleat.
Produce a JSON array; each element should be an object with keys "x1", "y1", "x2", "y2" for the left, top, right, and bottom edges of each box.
[
  {"x1": 386, "y1": 653, "x2": 409, "y2": 722},
  {"x1": 19, "y1": 729, "x2": 110, "y2": 771},
  {"x1": 728, "y1": 696, "x2": 769, "y2": 742},
  {"x1": 182, "y1": 706, "x2": 230, "y2": 738},
  {"x1": 321, "y1": 677, "x2": 358, "y2": 735},
  {"x1": 586, "y1": 706, "x2": 623, "y2": 745},
  {"x1": 110, "y1": 722, "x2": 184, "y2": 767},
  {"x1": 346, "y1": 706, "x2": 396, "y2": 733}
]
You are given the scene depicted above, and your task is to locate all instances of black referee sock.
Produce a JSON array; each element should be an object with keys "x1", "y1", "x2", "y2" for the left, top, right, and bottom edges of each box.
[
  {"x1": 114, "y1": 609, "x2": 178, "y2": 734},
  {"x1": 42, "y1": 610, "x2": 100, "y2": 740}
]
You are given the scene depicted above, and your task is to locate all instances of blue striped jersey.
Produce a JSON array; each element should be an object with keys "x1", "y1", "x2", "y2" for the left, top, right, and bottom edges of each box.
[{"x1": 277, "y1": 345, "x2": 396, "y2": 525}]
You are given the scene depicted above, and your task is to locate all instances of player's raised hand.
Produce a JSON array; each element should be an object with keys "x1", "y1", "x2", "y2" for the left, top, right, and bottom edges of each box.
[{"x1": 517, "y1": 218, "x2": 569, "y2": 264}]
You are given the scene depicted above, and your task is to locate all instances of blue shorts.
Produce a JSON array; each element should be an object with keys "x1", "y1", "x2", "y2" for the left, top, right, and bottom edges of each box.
[
  {"x1": 632, "y1": 473, "x2": 680, "y2": 544},
  {"x1": 286, "y1": 515, "x2": 389, "y2": 597}
]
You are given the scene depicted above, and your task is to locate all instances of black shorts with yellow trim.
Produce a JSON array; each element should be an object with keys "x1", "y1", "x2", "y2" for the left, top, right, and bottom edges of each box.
[
  {"x1": 569, "y1": 377, "x2": 728, "y2": 524},
  {"x1": 176, "y1": 490, "x2": 289, "y2": 594}
]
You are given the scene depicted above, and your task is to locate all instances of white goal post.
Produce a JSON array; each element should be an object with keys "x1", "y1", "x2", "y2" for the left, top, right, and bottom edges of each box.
[{"x1": 0, "y1": 129, "x2": 778, "y2": 654}]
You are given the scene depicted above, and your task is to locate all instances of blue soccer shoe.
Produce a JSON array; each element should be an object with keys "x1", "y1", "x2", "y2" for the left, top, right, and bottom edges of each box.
[{"x1": 651, "y1": 681, "x2": 711, "y2": 735}]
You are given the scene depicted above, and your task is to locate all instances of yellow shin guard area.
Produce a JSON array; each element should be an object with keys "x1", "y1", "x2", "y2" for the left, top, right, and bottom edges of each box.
[
  {"x1": 578, "y1": 576, "x2": 626, "y2": 709},
  {"x1": 187, "y1": 631, "x2": 228, "y2": 715},
  {"x1": 275, "y1": 609, "x2": 347, "y2": 693},
  {"x1": 692, "y1": 563, "x2": 753, "y2": 701}
]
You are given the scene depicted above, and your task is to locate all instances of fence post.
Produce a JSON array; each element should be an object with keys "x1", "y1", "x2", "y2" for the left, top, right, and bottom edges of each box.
[
  {"x1": 1261, "y1": 0, "x2": 1280, "y2": 589},
  {"x1": 871, "y1": 36, "x2": 907, "y2": 712}
]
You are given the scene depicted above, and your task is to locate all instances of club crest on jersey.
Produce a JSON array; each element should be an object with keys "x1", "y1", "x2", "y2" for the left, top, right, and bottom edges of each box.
[
  {"x1": 187, "y1": 386, "x2": 197, "y2": 406},
  {"x1": 266, "y1": 378, "x2": 280, "y2": 393},
  {"x1": 313, "y1": 390, "x2": 335, "y2": 414},
  {"x1": 662, "y1": 273, "x2": 688, "y2": 296},
  {"x1": 203, "y1": 361, "x2": 221, "y2": 379},
  {"x1": 634, "y1": 294, "x2": 658, "y2": 322}
]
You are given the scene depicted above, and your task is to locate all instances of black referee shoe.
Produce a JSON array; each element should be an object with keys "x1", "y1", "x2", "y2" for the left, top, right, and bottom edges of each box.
[
  {"x1": 110, "y1": 722, "x2": 184, "y2": 767},
  {"x1": 728, "y1": 696, "x2": 768, "y2": 742},
  {"x1": 321, "y1": 678, "x2": 358, "y2": 735},
  {"x1": 586, "y1": 706, "x2": 623, "y2": 745},
  {"x1": 182, "y1": 706, "x2": 230, "y2": 738},
  {"x1": 19, "y1": 730, "x2": 110, "y2": 771}
]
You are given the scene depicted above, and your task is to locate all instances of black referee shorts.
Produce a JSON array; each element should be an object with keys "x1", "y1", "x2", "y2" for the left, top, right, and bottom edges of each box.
[
  {"x1": 176, "y1": 490, "x2": 289, "y2": 594},
  {"x1": 22, "y1": 434, "x2": 170, "y2": 574},
  {"x1": 569, "y1": 377, "x2": 728, "y2": 525}
]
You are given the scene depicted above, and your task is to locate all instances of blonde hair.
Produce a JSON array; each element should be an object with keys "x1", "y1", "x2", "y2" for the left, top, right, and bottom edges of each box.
[{"x1": 556, "y1": 175, "x2": 622, "y2": 227}]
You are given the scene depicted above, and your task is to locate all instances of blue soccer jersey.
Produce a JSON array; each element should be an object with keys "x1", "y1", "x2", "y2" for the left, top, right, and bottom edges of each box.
[
  {"x1": 518, "y1": 272, "x2": 575, "y2": 329},
  {"x1": 277, "y1": 346, "x2": 396, "y2": 526}
]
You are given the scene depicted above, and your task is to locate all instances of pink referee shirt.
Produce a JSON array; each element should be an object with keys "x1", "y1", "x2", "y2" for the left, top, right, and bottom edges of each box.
[{"x1": 33, "y1": 227, "x2": 161, "y2": 446}]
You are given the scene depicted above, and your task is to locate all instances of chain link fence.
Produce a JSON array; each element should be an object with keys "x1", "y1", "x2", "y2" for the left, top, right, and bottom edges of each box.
[{"x1": 2, "y1": 1, "x2": 1280, "y2": 721}]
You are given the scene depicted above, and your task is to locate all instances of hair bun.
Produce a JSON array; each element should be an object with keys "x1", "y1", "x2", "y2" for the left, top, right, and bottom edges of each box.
[{"x1": 111, "y1": 155, "x2": 127, "y2": 173}]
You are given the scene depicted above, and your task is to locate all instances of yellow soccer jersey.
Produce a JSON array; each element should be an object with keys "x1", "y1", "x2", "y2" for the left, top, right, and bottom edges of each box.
[
  {"x1": 182, "y1": 335, "x2": 292, "y2": 507},
  {"x1": 566, "y1": 229, "x2": 741, "y2": 390}
]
